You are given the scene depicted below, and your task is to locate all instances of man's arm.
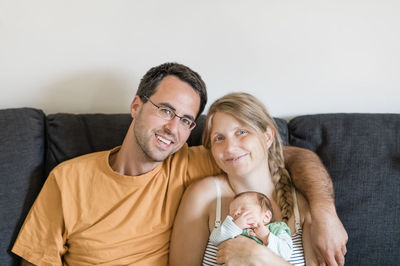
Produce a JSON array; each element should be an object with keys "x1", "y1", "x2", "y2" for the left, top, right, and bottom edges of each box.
[
  {"x1": 284, "y1": 146, "x2": 348, "y2": 266},
  {"x1": 12, "y1": 172, "x2": 66, "y2": 265},
  {"x1": 284, "y1": 146, "x2": 334, "y2": 205}
]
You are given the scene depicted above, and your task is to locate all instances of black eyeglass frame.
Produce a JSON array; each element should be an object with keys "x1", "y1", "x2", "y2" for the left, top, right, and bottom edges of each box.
[{"x1": 143, "y1": 96, "x2": 197, "y2": 130}]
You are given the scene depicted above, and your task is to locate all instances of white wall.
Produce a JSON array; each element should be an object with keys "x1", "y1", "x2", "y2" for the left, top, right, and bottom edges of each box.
[{"x1": 1, "y1": 0, "x2": 399, "y2": 118}]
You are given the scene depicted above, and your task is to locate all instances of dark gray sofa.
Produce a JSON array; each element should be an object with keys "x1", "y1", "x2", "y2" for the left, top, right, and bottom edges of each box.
[{"x1": 1, "y1": 108, "x2": 399, "y2": 265}]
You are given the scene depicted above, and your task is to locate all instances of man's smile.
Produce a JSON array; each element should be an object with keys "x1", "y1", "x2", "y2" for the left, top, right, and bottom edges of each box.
[{"x1": 155, "y1": 133, "x2": 175, "y2": 147}]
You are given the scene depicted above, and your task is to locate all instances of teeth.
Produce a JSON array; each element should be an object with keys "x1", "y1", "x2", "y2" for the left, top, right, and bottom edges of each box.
[{"x1": 157, "y1": 135, "x2": 172, "y2": 145}]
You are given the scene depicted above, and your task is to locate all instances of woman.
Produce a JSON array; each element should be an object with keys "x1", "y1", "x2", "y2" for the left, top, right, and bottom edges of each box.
[{"x1": 170, "y1": 92, "x2": 317, "y2": 265}]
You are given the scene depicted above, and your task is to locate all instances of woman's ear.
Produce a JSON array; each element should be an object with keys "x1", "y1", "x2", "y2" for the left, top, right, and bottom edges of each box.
[
  {"x1": 264, "y1": 127, "x2": 275, "y2": 149},
  {"x1": 130, "y1": 95, "x2": 143, "y2": 119},
  {"x1": 263, "y1": 210, "x2": 273, "y2": 225}
]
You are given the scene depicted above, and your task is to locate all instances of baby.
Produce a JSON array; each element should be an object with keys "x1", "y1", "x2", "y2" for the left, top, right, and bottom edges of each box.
[{"x1": 210, "y1": 191, "x2": 293, "y2": 260}]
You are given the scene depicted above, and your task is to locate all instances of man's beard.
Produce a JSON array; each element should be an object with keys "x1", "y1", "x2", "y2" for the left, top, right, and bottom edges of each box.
[
  {"x1": 133, "y1": 113, "x2": 178, "y2": 162},
  {"x1": 133, "y1": 130, "x2": 166, "y2": 162}
]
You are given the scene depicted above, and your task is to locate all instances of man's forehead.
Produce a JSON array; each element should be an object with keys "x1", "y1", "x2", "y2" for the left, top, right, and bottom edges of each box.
[{"x1": 150, "y1": 78, "x2": 200, "y2": 117}]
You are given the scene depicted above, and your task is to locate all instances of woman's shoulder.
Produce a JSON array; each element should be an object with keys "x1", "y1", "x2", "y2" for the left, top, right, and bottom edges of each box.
[
  {"x1": 178, "y1": 175, "x2": 227, "y2": 219},
  {"x1": 184, "y1": 175, "x2": 224, "y2": 201},
  {"x1": 187, "y1": 175, "x2": 229, "y2": 194},
  {"x1": 189, "y1": 175, "x2": 218, "y2": 189},
  {"x1": 294, "y1": 190, "x2": 311, "y2": 224}
]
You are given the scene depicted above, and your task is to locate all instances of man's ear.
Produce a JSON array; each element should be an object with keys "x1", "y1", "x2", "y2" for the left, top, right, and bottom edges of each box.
[
  {"x1": 130, "y1": 96, "x2": 143, "y2": 119},
  {"x1": 263, "y1": 210, "x2": 273, "y2": 225},
  {"x1": 264, "y1": 127, "x2": 275, "y2": 149}
]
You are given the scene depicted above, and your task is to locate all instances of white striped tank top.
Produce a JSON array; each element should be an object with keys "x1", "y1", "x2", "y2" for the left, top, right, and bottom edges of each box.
[{"x1": 202, "y1": 178, "x2": 305, "y2": 266}]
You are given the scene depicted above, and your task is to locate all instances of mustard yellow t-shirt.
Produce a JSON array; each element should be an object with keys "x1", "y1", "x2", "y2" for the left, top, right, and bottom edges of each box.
[{"x1": 12, "y1": 144, "x2": 219, "y2": 266}]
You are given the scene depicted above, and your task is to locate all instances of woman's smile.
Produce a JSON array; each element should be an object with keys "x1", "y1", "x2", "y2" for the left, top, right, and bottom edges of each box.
[{"x1": 225, "y1": 153, "x2": 249, "y2": 162}]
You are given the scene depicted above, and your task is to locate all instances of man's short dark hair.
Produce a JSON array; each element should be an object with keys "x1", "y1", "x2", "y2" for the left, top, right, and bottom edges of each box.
[{"x1": 136, "y1": 62, "x2": 207, "y2": 118}]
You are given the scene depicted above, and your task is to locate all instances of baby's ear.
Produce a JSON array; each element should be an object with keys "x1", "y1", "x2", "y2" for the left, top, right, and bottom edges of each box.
[{"x1": 263, "y1": 210, "x2": 273, "y2": 225}]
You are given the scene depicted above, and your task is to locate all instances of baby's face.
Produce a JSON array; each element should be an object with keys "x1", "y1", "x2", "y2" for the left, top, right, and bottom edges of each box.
[{"x1": 229, "y1": 195, "x2": 268, "y2": 224}]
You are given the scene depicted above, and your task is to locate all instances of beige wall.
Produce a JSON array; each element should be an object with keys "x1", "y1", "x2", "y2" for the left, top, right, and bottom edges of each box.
[{"x1": 1, "y1": 0, "x2": 399, "y2": 118}]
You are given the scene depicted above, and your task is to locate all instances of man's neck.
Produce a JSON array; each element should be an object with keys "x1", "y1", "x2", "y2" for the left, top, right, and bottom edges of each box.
[
  {"x1": 109, "y1": 145, "x2": 162, "y2": 177},
  {"x1": 109, "y1": 125, "x2": 162, "y2": 176}
]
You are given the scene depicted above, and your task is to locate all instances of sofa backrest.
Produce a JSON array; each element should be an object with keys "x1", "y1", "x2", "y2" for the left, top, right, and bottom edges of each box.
[
  {"x1": 45, "y1": 113, "x2": 132, "y2": 175},
  {"x1": 0, "y1": 108, "x2": 47, "y2": 265},
  {"x1": 289, "y1": 113, "x2": 400, "y2": 265}
]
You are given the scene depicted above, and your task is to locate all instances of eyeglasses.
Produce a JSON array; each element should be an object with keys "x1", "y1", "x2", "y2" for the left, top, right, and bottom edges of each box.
[{"x1": 143, "y1": 96, "x2": 196, "y2": 130}]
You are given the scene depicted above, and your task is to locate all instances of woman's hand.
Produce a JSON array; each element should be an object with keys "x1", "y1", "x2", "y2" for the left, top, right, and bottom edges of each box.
[{"x1": 216, "y1": 236, "x2": 290, "y2": 266}]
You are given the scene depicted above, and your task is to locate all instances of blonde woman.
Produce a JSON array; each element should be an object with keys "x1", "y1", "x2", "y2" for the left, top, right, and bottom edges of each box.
[{"x1": 170, "y1": 93, "x2": 318, "y2": 265}]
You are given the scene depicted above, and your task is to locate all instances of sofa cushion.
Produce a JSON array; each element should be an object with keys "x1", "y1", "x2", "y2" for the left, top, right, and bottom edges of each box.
[
  {"x1": 274, "y1": 118, "x2": 289, "y2": 146},
  {"x1": 45, "y1": 113, "x2": 132, "y2": 175},
  {"x1": 0, "y1": 108, "x2": 46, "y2": 265},
  {"x1": 288, "y1": 113, "x2": 400, "y2": 265}
]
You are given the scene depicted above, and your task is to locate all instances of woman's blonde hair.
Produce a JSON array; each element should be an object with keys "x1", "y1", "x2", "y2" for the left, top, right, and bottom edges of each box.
[{"x1": 202, "y1": 92, "x2": 294, "y2": 222}]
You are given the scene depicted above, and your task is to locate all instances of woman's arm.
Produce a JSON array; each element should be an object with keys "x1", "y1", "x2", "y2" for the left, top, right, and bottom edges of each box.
[
  {"x1": 284, "y1": 146, "x2": 347, "y2": 266},
  {"x1": 170, "y1": 178, "x2": 215, "y2": 266},
  {"x1": 216, "y1": 236, "x2": 291, "y2": 266},
  {"x1": 303, "y1": 219, "x2": 319, "y2": 266},
  {"x1": 297, "y1": 192, "x2": 319, "y2": 266}
]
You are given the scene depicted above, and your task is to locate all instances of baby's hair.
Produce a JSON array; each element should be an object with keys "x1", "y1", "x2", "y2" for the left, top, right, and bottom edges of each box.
[{"x1": 234, "y1": 191, "x2": 274, "y2": 221}]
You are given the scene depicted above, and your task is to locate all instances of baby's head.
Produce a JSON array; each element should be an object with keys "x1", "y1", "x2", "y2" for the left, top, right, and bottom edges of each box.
[{"x1": 229, "y1": 191, "x2": 273, "y2": 226}]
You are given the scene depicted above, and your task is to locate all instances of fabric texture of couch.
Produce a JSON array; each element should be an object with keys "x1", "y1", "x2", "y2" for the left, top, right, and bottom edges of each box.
[{"x1": 1, "y1": 108, "x2": 399, "y2": 265}]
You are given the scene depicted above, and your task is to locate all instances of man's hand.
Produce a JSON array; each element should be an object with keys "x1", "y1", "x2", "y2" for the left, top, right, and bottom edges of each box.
[
  {"x1": 311, "y1": 209, "x2": 348, "y2": 266},
  {"x1": 216, "y1": 236, "x2": 290, "y2": 266},
  {"x1": 283, "y1": 146, "x2": 348, "y2": 265}
]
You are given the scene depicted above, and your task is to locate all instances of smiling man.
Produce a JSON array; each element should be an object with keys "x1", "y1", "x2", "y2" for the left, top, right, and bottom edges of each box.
[
  {"x1": 12, "y1": 63, "x2": 218, "y2": 266},
  {"x1": 12, "y1": 62, "x2": 347, "y2": 266},
  {"x1": 116, "y1": 75, "x2": 201, "y2": 172}
]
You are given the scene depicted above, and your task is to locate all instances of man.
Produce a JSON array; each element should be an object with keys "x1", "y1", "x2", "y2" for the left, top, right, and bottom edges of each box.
[{"x1": 13, "y1": 63, "x2": 347, "y2": 265}]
